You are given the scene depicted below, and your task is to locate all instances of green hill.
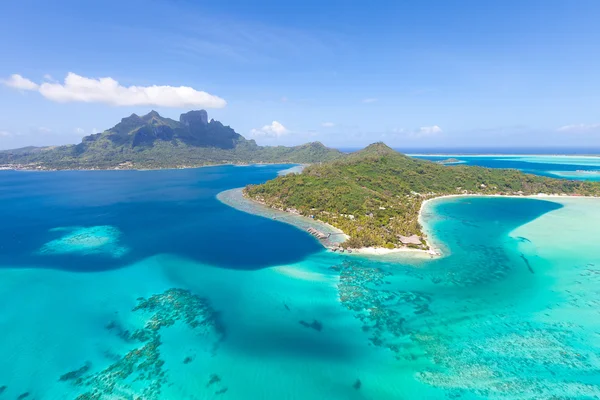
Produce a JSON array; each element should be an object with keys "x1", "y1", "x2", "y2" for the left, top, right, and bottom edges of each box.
[
  {"x1": 0, "y1": 110, "x2": 344, "y2": 170},
  {"x1": 245, "y1": 143, "x2": 600, "y2": 249}
]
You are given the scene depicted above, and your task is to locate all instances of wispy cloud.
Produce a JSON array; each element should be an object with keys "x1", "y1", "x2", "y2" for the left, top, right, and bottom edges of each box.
[
  {"x1": 75, "y1": 127, "x2": 101, "y2": 136},
  {"x1": 0, "y1": 130, "x2": 12, "y2": 137},
  {"x1": 250, "y1": 121, "x2": 289, "y2": 138},
  {"x1": 2, "y1": 73, "x2": 226, "y2": 108},
  {"x1": 362, "y1": 98, "x2": 378, "y2": 104},
  {"x1": 163, "y1": 13, "x2": 344, "y2": 66},
  {"x1": 558, "y1": 123, "x2": 600, "y2": 133},
  {"x1": 1, "y1": 74, "x2": 39, "y2": 90},
  {"x1": 173, "y1": 38, "x2": 255, "y2": 63},
  {"x1": 388, "y1": 126, "x2": 443, "y2": 138},
  {"x1": 321, "y1": 122, "x2": 335, "y2": 128},
  {"x1": 416, "y1": 125, "x2": 443, "y2": 136}
]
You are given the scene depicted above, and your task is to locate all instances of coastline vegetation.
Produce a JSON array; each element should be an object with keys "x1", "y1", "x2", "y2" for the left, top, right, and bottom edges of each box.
[{"x1": 244, "y1": 143, "x2": 600, "y2": 249}]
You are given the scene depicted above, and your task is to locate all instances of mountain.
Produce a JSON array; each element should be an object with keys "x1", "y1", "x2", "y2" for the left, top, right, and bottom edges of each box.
[
  {"x1": 0, "y1": 110, "x2": 344, "y2": 170},
  {"x1": 244, "y1": 142, "x2": 600, "y2": 249}
]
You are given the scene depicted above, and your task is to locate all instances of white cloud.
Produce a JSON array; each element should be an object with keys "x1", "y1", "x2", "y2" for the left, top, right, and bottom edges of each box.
[
  {"x1": 1, "y1": 74, "x2": 39, "y2": 90},
  {"x1": 321, "y1": 122, "x2": 335, "y2": 127},
  {"x1": 37, "y1": 126, "x2": 52, "y2": 133},
  {"x1": 250, "y1": 121, "x2": 289, "y2": 138},
  {"x1": 362, "y1": 98, "x2": 378, "y2": 103},
  {"x1": 416, "y1": 125, "x2": 443, "y2": 136},
  {"x1": 558, "y1": 123, "x2": 600, "y2": 133},
  {"x1": 0, "y1": 130, "x2": 12, "y2": 137},
  {"x1": 2, "y1": 72, "x2": 226, "y2": 108},
  {"x1": 75, "y1": 127, "x2": 101, "y2": 135},
  {"x1": 388, "y1": 126, "x2": 443, "y2": 138}
]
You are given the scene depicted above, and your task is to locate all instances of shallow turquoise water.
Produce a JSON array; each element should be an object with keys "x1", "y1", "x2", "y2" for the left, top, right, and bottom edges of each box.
[{"x1": 1, "y1": 167, "x2": 600, "y2": 399}]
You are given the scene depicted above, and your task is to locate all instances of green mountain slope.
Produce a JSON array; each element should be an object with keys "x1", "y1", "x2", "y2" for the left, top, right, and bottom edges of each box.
[
  {"x1": 245, "y1": 143, "x2": 600, "y2": 248},
  {"x1": 0, "y1": 110, "x2": 344, "y2": 169}
]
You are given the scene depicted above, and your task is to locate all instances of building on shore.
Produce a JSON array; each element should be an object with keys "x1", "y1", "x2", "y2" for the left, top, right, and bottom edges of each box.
[{"x1": 398, "y1": 234, "x2": 422, "y2": 246}]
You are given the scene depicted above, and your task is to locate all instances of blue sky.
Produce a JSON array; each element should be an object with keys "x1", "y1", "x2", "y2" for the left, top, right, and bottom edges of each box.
[{"x1": 1, "y1": 0, "x2": 599, "y2": 150}]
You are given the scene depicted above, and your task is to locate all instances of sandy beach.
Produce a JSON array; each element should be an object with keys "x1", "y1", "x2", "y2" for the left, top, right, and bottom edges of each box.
[{"x1": 228, "y1": 186, "x2": 600, "y2": 261}]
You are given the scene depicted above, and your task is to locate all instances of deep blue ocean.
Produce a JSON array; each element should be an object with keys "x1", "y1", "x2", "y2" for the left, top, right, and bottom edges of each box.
[
  {"x1": 1, "y1": 161, "x2": 600, "y2": 399},
  {"x1": 0, "y1": 166, "x2": 321, "y2": 272}
]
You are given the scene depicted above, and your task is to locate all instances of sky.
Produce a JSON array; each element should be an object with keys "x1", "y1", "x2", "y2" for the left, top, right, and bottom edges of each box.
[{"x1": 1, "y1": 0, "x2": 599, "y2": 150}]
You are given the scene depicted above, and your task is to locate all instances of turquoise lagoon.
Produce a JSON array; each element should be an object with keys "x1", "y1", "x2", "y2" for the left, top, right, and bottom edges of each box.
[{"x1": 1, "y1": 166, "x2": 600, "y2": 399}]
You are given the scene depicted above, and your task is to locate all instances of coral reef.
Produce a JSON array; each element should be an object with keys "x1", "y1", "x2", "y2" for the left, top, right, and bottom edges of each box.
[
  {"x1": 207, "y1": 374, "x2": 228, "y2": 395},
  {"x1": 332, "y1": 258, "x2": 600, "y2": 398},
  {"x1": 298, "y1": 319, "x2": 323, "y2": 332},
  {"x1": 60, "y1": 288, "x2": 224, "y2": 399},
  {"x1": 38, "y1": 226, "x2": 129, "y2": 258}
]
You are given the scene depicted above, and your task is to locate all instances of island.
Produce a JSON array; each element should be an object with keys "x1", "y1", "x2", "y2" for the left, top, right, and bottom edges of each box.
[
  {"x1": 244, "y1": 143, "x2": 600, "y2": 250},
  {"x1": 436, "y1": 158, "x2": 464, "y2": 165},
  {"x1": 0, "y1": 110, "x2": 343, "y2": 170}
]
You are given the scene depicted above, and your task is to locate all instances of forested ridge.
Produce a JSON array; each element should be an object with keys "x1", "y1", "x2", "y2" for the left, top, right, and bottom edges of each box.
[
  {"x1": 245, "y1": 143, "x2": 600, "y2": 248},
  {"x1": 0, "y1": 110, "x2": 343, "y2": 170}
]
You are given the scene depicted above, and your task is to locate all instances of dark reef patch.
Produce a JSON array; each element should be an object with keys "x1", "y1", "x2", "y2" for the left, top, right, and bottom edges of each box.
[
  {"x1": 60, "y1": 288, "x2": 224, "y2": 399},
  {"x1": 299, "y1": 319, "x2": 323, "y2": 332},
  {"x1": 59, "y1": 363, "x2": 91, "y2": 382},
  {"x1": 207, "y1": 374, "x2": 221, "y2": 387},
  {"x1": 520, "y1": 253, "x2": 535, "y2": 274}
]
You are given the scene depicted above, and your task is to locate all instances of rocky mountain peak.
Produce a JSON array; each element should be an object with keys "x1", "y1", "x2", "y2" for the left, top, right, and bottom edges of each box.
[{"x1": 180, "y1": 110, "x2": 208, "y2": 126}]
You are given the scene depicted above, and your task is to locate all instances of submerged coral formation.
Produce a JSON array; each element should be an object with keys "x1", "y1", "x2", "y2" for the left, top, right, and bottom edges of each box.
[
  {"x1": 38, "y1": 226, "x2": 129, "y2": 258},
  {"x1": 59, "y1": 363, "x2": 91, "y2": 382},
  {"x1": 60, "y1": 288, "x2": 225, "y2": 399},
  {"x1": 206, "y1": 374, "x2": 228, "y2": 396},
  {"x1": 332, "y1": 258, "x2": 600, "y2": 398},
  {"x1": 331, "y1": 260, "x2": 431, "y2": 355},
  {"x1": 415, "y1": 321, "x2": 600, "y2": 398},
  {"x1": 298, "y1": 319, "x2": 323, "y2": 332}
]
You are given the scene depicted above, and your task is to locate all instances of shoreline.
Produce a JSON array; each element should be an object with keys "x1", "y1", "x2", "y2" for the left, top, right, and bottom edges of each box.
[
  {"x1": 7, "y1": 162, "x2": 597, "y2": 260},
  {"x1": 217, "y1": 188, "x2": 349, "y2": 249},
  {"x1": 0, "y1": 161, "x2": 304, "y2": 173},
  {"x1": 222, "y1": 187, "x2": 443, "y2": 258},
  {"x1": 229, "y1": 187, "x2": 600, "y2": 260}
]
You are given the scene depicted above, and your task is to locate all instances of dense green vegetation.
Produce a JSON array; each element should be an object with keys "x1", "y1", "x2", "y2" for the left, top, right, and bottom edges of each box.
[
  {"x1": 0, "y1": 110, "x2": 343, "y2": 170},
  {"x1": 245, "y1": 143, "x2": 600, "y2": 249}
]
